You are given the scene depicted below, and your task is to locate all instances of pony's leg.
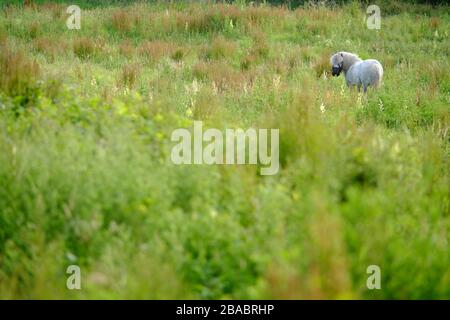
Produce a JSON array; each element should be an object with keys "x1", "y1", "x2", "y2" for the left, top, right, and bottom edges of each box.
[
  {"x1": 363, "y1": 85, "x2": 368, "y2": 94},
  {"x1": 357, "y1": 84, "x2": 361, "y2": 92}
]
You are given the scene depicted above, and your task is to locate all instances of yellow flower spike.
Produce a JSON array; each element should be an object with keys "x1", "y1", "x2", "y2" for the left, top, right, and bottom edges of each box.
[
  {"x1": 180, "y1": 118, "x2": 192, "y2": 127},
  {"x1": 116, "y1": 102, "x2": 128, "y2": 116},
  {"x1": 156, "y1": 132, "x2": 164, "y2": 141},
  {"x1": 137, "y1": 204, "x2": 147, "y2": 213},
  {"x1": 154, "y1": 113, "x2": 164, "y2": 122}
]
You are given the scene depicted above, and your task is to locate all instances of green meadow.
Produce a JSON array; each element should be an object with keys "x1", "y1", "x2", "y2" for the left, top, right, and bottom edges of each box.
[{"x1": 0, "y1": 1, "x2": 449, "y2": 299}]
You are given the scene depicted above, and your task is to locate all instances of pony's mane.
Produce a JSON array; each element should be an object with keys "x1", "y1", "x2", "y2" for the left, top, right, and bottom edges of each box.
[{"x1": 341, "y1": 52, "x2": 362, "y2": 71}]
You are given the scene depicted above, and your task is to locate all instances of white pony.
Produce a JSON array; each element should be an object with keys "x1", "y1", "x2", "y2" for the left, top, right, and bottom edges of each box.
[{"x1": 330, "y1": 51, "x2": 383, "y2": 93}]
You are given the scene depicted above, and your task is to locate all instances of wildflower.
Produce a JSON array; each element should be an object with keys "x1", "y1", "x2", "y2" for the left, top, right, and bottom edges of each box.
[
  {"x1": 357, "y1": 94, "x2": 363, "y2": 108},
  {"x1": 378, "y1": 98, "x2": 384, "y2": 112},
  {"x1": 212, "y1": 81, "x2": 219, "y2": 95},
  {"x1": 191, "y1": 79, "x2": 200, "y2": 94},
  {"x1": 185, "y1": 97, "x2": 195, "y2": 117},
  {"x1": 66, "y1": 252, "x2": 78, "y2": 263},
  {"x1": 320, "y1": 102, "x2": 326, "y2": 113},
  {"x1": 340, "y1": 83, "x2": 345, "y2": 96},
  {"x1": 273, "y1": 74, "x2": 281, "y2": 90},
  {"x1": 243, "y1": 82, "x2": 248, "y2": 94},
  {"x1": 185, "y1": 79, "x2": 200, "y2": 95}
]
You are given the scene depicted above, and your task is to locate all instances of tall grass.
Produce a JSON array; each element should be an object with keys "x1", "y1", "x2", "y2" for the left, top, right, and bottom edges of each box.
[
  {"x1": 118, "y1": 63, "x2": 140, "y2": 89},
  {"x1": 73, "y1": 37, "x2": 100, "y2": 59},
  {"x1": 0, "y1": 46, "x2": 41, "y2": 103}
]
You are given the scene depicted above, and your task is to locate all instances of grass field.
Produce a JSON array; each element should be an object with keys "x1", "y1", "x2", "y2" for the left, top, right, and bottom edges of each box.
[{"x1": 0, "y1": 0, "x2": 449, "y2": 299}]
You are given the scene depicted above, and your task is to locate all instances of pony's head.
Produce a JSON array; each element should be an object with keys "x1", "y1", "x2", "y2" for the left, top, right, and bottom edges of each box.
[{"x1": 330, "y1": 52, "x2": 344, "y2": 76}]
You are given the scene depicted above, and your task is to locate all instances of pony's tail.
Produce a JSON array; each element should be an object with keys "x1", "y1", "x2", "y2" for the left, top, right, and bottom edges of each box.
[{"x1": 372, "y1": 63, "x2": 383, "y2": 88}]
